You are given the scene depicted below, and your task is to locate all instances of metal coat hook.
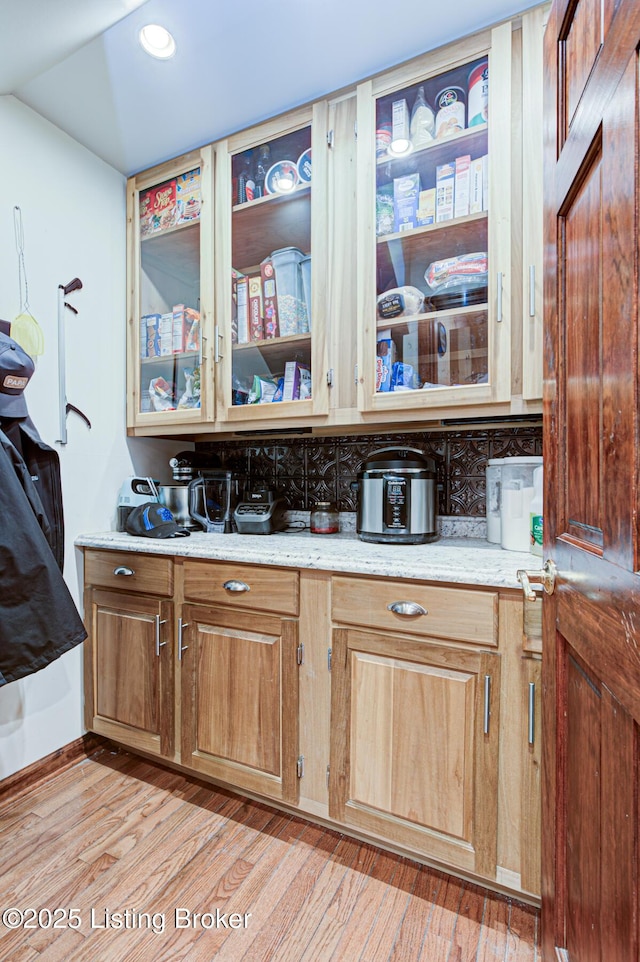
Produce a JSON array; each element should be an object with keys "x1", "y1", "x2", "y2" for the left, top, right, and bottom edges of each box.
[{"x1": 56, "y1": 277, "x2": 91, "y2": 445}]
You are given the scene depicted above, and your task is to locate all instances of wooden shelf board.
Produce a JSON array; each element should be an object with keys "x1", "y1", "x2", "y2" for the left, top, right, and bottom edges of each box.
[
  {"x1": 377, "y1": 212, "x2": 487, "y2": 246},
  {"x1": 376, "y1": 123, "x2": 488, "y2": 171}
]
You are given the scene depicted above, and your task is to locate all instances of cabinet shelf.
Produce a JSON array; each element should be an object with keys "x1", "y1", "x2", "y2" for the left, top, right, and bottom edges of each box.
[
  {"x1": 376, "y1": 303, "x2": 488, "y2": 334},
  {"x1": 377, "y1": 211, "x2": 487, "y2": 246},
  {"x1": 233, "y1": 334, "x2": 311, "y2": 380},
  {"x1": 140, "y1": 218, "x2": 201, "y2": 243},
  {"x1": 232, "y1": 190, "x2": 311, "y2": 270},
  {"x1": 377, "y1": 123, "x2": 488, "y2": 173},
  {"x1": 234, "y1": 332, "x2": 310, "y2": 353},
  {"x1": 141, "y1": 350, "x2": 200, "y2": 366},
  {"x1": 232, "y1": 182, "x2": 310, "y2": 214}
]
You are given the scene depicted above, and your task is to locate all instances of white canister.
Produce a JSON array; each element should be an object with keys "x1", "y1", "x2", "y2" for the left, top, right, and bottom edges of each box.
[
  {"x1": 499, "y1": 456, "x2": 543, "y2": 552},
  {"x1": 486, "y1": 458, "x2": 504, "y2": 544}
]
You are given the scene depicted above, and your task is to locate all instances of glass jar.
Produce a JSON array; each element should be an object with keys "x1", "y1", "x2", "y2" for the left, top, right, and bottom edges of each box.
[{"x1": 310, "y1": 501, "x2": 339, "y2": 534}]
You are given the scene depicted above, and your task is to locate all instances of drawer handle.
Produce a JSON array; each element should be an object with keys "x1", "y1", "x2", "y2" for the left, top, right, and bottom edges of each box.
[
  {"x1": 155, "y1": 614, "x2": 167, "y2": 657},
  {"x1": 528, "y1": 681, "x2": 536, "y2": 746},
  {"x1": 484, "y1": 675, "x2": 492, "y2": 735},
  {"x1": 387, "y1": 601, "x2": 427, "y2": 617},
  {"x1": 223, "y1": 580, "x2": 250, "y2": 593},
  {"x1": 113, "y1": 566, "x2": 134, "y2": 577},
  {"x1": 178, "y1": 618, "x2": 190, "y2": 662}
]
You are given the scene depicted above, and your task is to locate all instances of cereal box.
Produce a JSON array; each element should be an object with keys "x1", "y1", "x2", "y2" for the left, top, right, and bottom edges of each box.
[
  {"x1": 172, "y1": 305, "x2": 200, "y2": 353},
  {"x1": 159, "y1": 313, "x2": 173, "y2": 356},
  {"x1": 454, "y1": 155, "x2": 471, "y2": 218},
  {"x1": 393, "y1": 173, "x2": 421, "y2": 233},
  {"x1": 261, "y1": 258, "x2": 280, "y2": 339},
  {"x1": 416, "y1": 188, "x2": 436, "y2": 226},
  {"x1": 143, "y1": 313, "x2": 161, "y2": 357},
  {"x1": 236, "y1": 275, "x2": 249, "y2": 344},
  {"x1": 470, "y1": 158, "x2": 483, "y2": 213},
  {"x1": 139, "y1": 180, "x2": 177, "y2": 237},
  {"x1": 436, "y1": 162, "x2": 455, "y2": 222},
  {"x1": 176, "y1": 168, "x2": 201, "y2": 224},
  {"x1": 248, "y1": 276, "x2": 264, "y2": 341},
  {"x1": 282, "y1": 361, "x2": 311, "y2": 401}
]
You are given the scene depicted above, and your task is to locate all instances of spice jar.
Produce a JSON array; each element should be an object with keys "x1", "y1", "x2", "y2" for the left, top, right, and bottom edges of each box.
[{"x1": 310, "y1": 501, "x2": 339, "y2": 534}]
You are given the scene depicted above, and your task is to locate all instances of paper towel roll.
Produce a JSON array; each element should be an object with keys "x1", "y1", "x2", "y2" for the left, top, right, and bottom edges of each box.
[{"x1": 500, "y1": 485, "x2": 534, "y2": 551}]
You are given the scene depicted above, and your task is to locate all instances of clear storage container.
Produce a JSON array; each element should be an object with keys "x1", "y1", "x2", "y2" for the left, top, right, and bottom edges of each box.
[
  {"x1": 499, "y1": 456, "x2": 543, "y2": 552},
  {"x1": 485, "y1": 458, "x2": 504, "y2": 544},
  {"x1": 271, "y1": 247, "x2": 308, "y2": 336}
]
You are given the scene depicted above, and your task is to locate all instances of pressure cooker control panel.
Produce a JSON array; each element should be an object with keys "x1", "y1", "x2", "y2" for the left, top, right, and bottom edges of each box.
[{"x1": 383, "y1": 474, "x2": 409, "y2": 529}]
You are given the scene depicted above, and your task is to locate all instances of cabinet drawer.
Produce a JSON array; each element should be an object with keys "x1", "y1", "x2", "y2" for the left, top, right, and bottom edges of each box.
[
  {"x1": 331, "y1": 576, "x2": 498, "y2": 647},
  {"x1": 183, "y1": 560, "x2": 299, "y2": 616},
  {"x1": 84, "y1": 549, "x2": 173, "y2": 597}
]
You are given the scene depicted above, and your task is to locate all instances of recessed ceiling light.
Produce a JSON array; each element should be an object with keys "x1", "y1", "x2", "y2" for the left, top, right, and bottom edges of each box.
[{"x1": 139, "y1": 24, "x2": 176, "y2": 60}]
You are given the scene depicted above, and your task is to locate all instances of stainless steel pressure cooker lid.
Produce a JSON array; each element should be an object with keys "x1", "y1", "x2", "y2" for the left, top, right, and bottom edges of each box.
[{"x1": 359, "y1": 447, "x2": 436, "y2": 474}]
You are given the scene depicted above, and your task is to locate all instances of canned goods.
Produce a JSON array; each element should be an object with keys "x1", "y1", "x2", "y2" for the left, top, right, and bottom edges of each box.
[
  {"x1": 468, "y1": 60, "x2": 489, "y2": 126},
  {"x1": 434, "y1": 86, "x2": 466, "y2": 139},
  {"x1": 376, "y1": 122, "x2": 392, "y2": 157}
]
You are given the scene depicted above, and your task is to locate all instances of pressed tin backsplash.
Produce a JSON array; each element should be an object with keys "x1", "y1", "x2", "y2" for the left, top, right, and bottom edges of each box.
[{"x1": 196, "y1": 424, "x2": 542, "y2": 517}]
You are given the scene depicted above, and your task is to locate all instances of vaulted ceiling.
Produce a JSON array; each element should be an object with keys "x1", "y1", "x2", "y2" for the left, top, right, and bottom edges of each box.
[{"x1": 2, "y1": 0, "x2": 535, "y2": 175}]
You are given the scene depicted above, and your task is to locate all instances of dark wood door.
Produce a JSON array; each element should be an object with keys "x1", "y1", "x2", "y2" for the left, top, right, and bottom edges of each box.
[{"x1": 543, "y1": 1, "x2": 640, "y2": 959}]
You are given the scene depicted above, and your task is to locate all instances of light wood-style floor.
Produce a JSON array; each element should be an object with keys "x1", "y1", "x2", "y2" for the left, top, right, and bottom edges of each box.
[{"x1": 0, "y1": 747, "x2": 539, "y2": 961}]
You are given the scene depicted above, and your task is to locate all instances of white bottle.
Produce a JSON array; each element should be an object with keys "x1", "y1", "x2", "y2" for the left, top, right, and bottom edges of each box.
[{"x1": 530, "y1": 465, "x2": 543, "y2": 556}]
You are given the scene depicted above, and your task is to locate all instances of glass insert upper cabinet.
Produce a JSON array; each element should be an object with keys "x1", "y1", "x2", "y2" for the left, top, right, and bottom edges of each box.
[
  {"x1": 356, "y1": 23, "x2": 513, "y2": 416},
  {"x1": 126, "y1": 147, "x2": 214, "y2": 431},
  {"x1": 214, "y1": 105, "x2": 329, "y2": 426}
]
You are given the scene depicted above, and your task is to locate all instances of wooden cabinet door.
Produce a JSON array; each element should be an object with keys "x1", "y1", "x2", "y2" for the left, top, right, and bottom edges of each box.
[
  {"x1": 180, "y1": 604, "x2": 299, "y2": 803},
  {"x1": 543, "y1": 0, "x2": 640, "y2": 958},
  {"x1": 520, "y1": 4, "x2": 548, "y2": 403},
  {"x1": 127, "y1": 146, "x2": 215, "y2": 433},
  {"x1": 330, "y1": 626, "x2": 500, "y2": 879},
  {"x1": 84, "y1": 588, "x2": 174, "y2": 756},
  {"x1": 213, "y1": 102, "x2": 330, "y2": 428},
  {"x1": 356, "y1": 23, "x2": 513, "y2": 420}
]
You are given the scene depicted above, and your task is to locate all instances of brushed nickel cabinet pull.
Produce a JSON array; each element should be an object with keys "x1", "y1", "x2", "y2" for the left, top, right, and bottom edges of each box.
[
  {"x1": 387, "y1": 601, "x2": 427, "y2": 617},
  {"x1": 496, "y1": 272, "x2": 503, "y2": 323},
  {"x1": 483, "y1": 675, "x2": 492, "y2": 735},
  {"x1": 155, "y1": 615, "x2": 167, "y2": 657},
  {"x1": 113, "y1": 565, "x2": 134, "y2": 576},
  {"x1": 214, "y1": 324, "x2": 223, "y2": 362},
  {"x1": 528, "y1": 681, "x2": 536, "y2": 746},
  {"x1": 223, "y1": 580, "x2": 250, "y2": 593},
  {"x1": 178, "y1": 618, "x2": 190, "y2": 661}
]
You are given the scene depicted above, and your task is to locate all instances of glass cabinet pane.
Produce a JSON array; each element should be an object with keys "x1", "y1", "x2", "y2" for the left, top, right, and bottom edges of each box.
[
  {"x1": 374, "y1": 57, "x2": 490, "y2": 397},
  {"x1": 230, "y1": 127, "x2": 312, "y2": 407},
  {"x1": 138, "y1": 168, "x2": 202, "y2": 415}
]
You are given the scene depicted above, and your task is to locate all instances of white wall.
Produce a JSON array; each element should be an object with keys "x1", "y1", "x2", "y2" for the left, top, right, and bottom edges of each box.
[{"x1": 0, "y1": 96, "x2": 187, "y2": 779}]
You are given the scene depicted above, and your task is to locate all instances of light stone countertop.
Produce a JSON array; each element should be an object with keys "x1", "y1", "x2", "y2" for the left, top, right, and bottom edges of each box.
[{"x1": 76, "y1": 524, "x2": 534, "y2": 590}]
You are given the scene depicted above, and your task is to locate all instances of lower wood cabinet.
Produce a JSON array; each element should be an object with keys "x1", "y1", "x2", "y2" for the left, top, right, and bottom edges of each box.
[
  {"x1": 84, "y1": 587, "x2": 174, "y2": 757},
  {"x1": 179, "y1": 603, "x2": 299, "y2": 804},
  {"x1": 82, "y1": 548, "x2": 540, "y2": 901},
  {"x1": 329, "y1": 625, "x2": 501, "y2": 879}
]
